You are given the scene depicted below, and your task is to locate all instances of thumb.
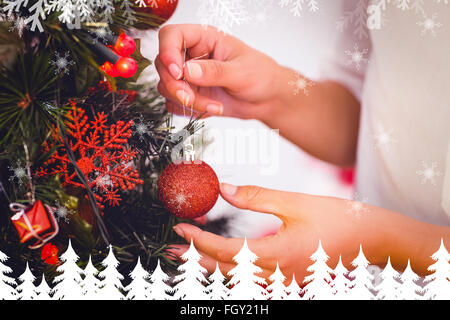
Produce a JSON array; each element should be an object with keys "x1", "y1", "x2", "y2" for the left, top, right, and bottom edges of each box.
[
  {"x1": 184, "y1": 60, "x2": 237, "y2": 88},
  {"x1": 219, "y1": 183, "x2": 297, "y2": 222}
]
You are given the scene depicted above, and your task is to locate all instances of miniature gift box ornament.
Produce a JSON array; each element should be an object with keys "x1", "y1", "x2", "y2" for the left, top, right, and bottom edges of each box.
[{"x1": 10, "y1": 200, "x2": 59, "y2": 249}]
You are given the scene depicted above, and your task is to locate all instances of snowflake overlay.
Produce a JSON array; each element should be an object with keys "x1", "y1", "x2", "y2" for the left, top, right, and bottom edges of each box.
[
  {"x1": 336, "y1": 0, "x2": 369, "y2": 39},
  {"x1": 346, "y1": 193, "x2": 370, "y2": 218},
  {"x1": 197, "y1": 0, "x2": 250, "y2": 34},
  {"x1": 249, "y1": 0, "x2": 273, "y2": 27},
  {"x1": 50, "y1": 51, "x2": 75, "y2": 76},
  {"x1": 416, "y1": 161, "x2": 442, "y2": 186},
  {"x1": 345, "y1": 0, "x2": 449, "y2": 34},
  {"x1": 395, "y1": 0, "x2": 411, "y2": 11},
  {"x1": 1, "y1": 0, "x2": 116, "y2": 32},
  {"x1": 288, "y1": 72, "x2": 315, "y2": 96},
  {"x1": 7, "y1": 15, "x2": 29, "y2": 37},
  {"x1": 132, "y1": 116, "x2": 152, "y2": 142},
  {"x1": 8, "y1": 160, "x2": 28, "y2": 186},
  {"x1": 345, "y1": 43, "x2": 369, "y2": 71},
  {"x1": 89, "y1": 27, "x2": 112, "y2": 44},
  {"x1": 53, "y1": 200, "x2": 74, "y2": 223},
  {"x1": 169, "y1": 193, "x2": 189, "y2": 211},
  {"x1": 92, "y1": 172, "x2": 113, "y2": 192},
  {"x1": 417, "y1": 13, "x2": 442, "y2": 37},
  {"x1": 372, "y1": 125, "x2": 397, "y2": 151},
  {"x1": 135, "y1": 0, "x2": 177, "y2": 8},
  {"x1": 121, "y1": 0, "x2": 137, "y2": 26}
]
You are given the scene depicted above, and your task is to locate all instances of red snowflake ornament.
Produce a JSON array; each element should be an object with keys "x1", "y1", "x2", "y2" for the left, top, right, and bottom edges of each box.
[{"x1": 37, "y1": 101, "x2": 143, "y2": 209}]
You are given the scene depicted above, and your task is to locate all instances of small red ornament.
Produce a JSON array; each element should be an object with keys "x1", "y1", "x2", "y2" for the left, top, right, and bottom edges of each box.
[
  {"x1": 134, "y1": 0, "x2": 178, "y2": 27},
  {"x1": 114, "y1": 57, "x2": 137, "y2": 78},
  {"x1": 100, "y1": 61, "x2": 119, "y2": 77},
  {"x1": 117, "y1": 89, "x2": 137, "y2": 103},
  {"x1": 87, "y1": 81, "x2": 137, "y2": 103},
  {"x1": 158, "y1": 161, "x2": 219, "y2": 219},
  {"x1": 41, "y1": 243, "x2": 59, "y2": 265},
  {"x1": 113, "y1": 33, "x2": 136, "y2": 57},
  {"x1": 338, "y1": 167, "x2": 355, "y2": 186},
  {"x1": 10, "y1": 200, "x2": 59, "y2": 249}
]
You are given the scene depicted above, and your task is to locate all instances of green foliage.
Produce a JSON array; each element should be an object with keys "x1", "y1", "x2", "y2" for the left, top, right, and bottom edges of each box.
[
  {"x1": 0, "y1": 1, "x2": 225, "y2": 283},
  {"x1": 0, "y1": 53, "x2": 60, "y2": 146}
]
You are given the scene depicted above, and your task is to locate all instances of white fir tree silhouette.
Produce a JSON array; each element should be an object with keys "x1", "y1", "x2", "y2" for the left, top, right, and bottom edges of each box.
[
  {"x1": 302, "y1": 240, "x2": 334, "y2": 300},
  {"x1": 206, "y1": 262, "x2": 230, "y2": 300},
  {"x1": 398, "y1": 259, "x2": 423, "y2": 300},
  {"x1": 331, "y1": 255, "x2": 352, "y2": 299},
  {"x1": 0, "y1": 250, "x2": 16, "y2": 300},
  {"x1": 267, "y1": 262, "x2": 287, "y2": 300},
  {"x1": 16, "y1": 262, "x2": 37, "y2": 300},
  {"x1": 148, "y1": 259, "x2": 173, "y2": 300},
  {"x1": 53, "y1": 239, "x2": 85, "y2": 300},
  {"x1": 98, "y1": 245, "x2": 125, "y2": 300},
  {"x1": 285, "y1": 274, "x2": 302, "y2": 300},
  {"x1": 35, "y1": 275, "x2": 53, "y2": 300},
  {"x1": 347, "y1": 245, "x2": 375, "y2": 300},
  {"x1": 376, "y1": 257, "x2": 401, "y2": 300},
  {"x1": 423, "y1": 239, "x2": 450, "y2": 300},
  {"x1": 173, "y1": 239, "x2": 209, "y2": 300},
  {"x1": 81, "y1": 256, "x2": 102, "y2": 299},
  {"x1": 125, "y1": 257, "x2": 151, "y2": 300},
  {"x1": 227, "y1": 238, "x2": 267, "y2": 300}
]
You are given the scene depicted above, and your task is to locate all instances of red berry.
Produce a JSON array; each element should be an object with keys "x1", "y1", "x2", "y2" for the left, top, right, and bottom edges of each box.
[
  {"x1": 114, "y1": 57, "x2": 137, "y2": 78},
  {"x1": 100, "y1": 61, "x2": 119, "y2": 77},
  {"x1": 114, "y1": 33, "x2": 136, "y2": 57},
  {"x1": 158, "y1": 161, "x2": 219, "y2": 219}
]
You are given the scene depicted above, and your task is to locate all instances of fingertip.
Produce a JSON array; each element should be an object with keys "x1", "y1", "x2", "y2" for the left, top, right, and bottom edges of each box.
[
  {"x1": 168, "y1": 63, "x2": 183, "y2": 80},
  {"x1": 206, "y1": 103, "x2": 223, "y2": 116},
  {"x1": 173, "y1": 223, "x2": 201, "y2": 243},
  {"x1": 220, "y1": 183, "x2": 243, "y2": 209},
  {"x1": 185, "y1": 61, "x2": 203, "y2": 79},
  {"x1": 159, "y1": 50, "x2": 183, "y2": 78},
  {"x1": 220, "y1": 183, "x2": 238, "y2": 197},
  {"x1": 173, "y1": 225, "x2": 185, "y2": 238}
]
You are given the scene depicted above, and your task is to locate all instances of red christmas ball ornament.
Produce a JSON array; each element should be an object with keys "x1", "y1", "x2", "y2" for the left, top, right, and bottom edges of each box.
[
  {"x1": 158, "y1": 161, "x2": 219, "y2": 219},
  {"x1": 10, "y1": 200, "x2": 58, "y2": 248},
  {"x1": 41, "y1": 243, "x2": 59, "y2": 265},
  {"x1": 134, "y1": 0, "x2": 178, "y2": 26},
  {"x1": 113, "y1": 33, "x2": 136, "y2": 57},
  {"x1": 114, "y1": 57, "x2": 137, "y2": 78},
  {"x1": 100, "y1": 61, "x2": 119, "y2": 77}
]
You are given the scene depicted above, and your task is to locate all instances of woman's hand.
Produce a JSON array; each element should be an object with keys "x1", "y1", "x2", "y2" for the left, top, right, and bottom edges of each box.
[
  {"x1": 156, "y1": 24, "x2": 282, "y2": 121},
  {"x1": 168, "y1": 183, "x2": 389, "y2": 283},
  {"x1": 168, "y1": 183, "x2": 449, "y2": 284},
  {"x1": 156, "y1": 24, "x2": 362, "y2": 166}
]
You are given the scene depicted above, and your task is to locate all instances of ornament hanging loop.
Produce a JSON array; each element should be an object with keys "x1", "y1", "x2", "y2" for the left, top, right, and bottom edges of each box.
[
  {"x1": 10, "y1": 202, "x2": 26, "y2": 211},
  {"x1": 184, "y1": 143, "x2": 195, "y2": 162}
]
